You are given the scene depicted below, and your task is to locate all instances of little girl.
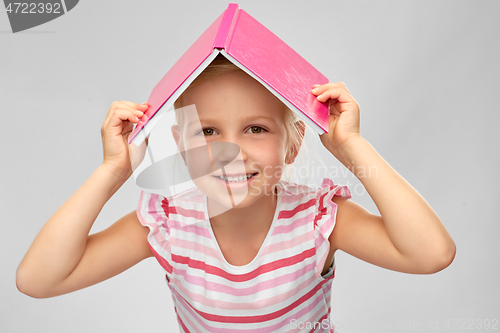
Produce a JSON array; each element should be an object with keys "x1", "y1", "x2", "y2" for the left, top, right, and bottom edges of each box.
[{"x1": 16, "y1": 55, "x2": 456, "y2": 332}]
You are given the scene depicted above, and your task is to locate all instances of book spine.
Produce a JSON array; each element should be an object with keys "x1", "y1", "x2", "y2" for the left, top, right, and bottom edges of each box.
[
  {"x1": 224, "y1": 7, "x2": 241, "y2": 51},
  {"x1": 213, "y1": 3, "x2": 239, "y2": 49}
]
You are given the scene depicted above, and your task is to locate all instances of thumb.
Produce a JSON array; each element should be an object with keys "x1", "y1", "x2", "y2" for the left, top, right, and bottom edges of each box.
[{"x1": 128, "y1": 135, "x2": 148, "y2": 173}]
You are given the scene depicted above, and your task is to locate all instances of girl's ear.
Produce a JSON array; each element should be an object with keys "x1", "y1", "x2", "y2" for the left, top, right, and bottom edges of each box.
[
  {"x1": 171, "y1": 124, "x2": 187, "y2": 165},
  {"x1": 285, "y1": 120, "x2": 306, "y2": 164}
]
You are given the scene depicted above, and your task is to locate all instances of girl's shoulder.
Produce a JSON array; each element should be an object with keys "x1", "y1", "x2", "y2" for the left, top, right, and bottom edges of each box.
[
  {"x1": 136, "y1": 186, "x2": 207, "y2": 229},
  {"x1": 278, "y1": 178, "x2": 351, "y2": 206},
  {"x1": 277, "y1": 178, "x2": 351, "y2": 236}
]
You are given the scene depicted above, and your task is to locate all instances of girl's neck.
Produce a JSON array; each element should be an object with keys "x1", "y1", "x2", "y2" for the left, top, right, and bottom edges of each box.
[{"x1": 208, "y1": 187, "x2": 279, "y2": 234}]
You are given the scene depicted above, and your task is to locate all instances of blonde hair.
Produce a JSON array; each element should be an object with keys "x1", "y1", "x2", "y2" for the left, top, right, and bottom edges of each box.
[{"x1": 173, "y1": 55, "x2": 305, "y2": 181}]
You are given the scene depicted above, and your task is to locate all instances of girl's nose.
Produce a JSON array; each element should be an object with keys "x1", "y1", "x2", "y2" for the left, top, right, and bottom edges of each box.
[
  {"x1": 209, "y1": 141, "x2": 242, "y2": 169},
  {"x1": 221, "y1": 133, "x2": 246, "y2": 154}
]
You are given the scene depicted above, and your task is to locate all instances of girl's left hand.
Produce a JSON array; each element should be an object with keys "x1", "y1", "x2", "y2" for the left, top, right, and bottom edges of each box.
[{"x1": 311, "y1": 82, "x2": 361, "y2": 158}]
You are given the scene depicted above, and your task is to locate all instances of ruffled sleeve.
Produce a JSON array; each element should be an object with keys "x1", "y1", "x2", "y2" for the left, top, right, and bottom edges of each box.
[
  {"x1": 314, "y1": 178, "x2": 352, "y2": 279},
  {"x1": 137, "y1": 190, "x2": 172, "y2": 274}
]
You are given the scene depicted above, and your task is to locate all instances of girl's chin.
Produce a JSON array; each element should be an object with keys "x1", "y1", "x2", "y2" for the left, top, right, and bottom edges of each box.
[{"x1": 192, "y1": 177, "x2": 245, "y2": 204}]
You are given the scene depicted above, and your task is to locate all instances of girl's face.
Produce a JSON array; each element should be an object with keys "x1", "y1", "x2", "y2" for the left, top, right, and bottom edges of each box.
[{"x1": 173, "y1": 70, "x2": 289, "y2": 211}]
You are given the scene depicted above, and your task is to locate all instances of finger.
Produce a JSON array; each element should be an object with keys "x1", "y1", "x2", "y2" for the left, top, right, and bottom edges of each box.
[
  {"x1": 123, "y1": 101, "x2": 149, "y2": 122},
  {"x1": 102, "y1": 101, "x2": 130, "y2": 129},
  {"x1": 122, "y1": 101, "x2": 150, "y2": 114},
  {"x1": 128, "y1": 133, "x2": 148, "y2": 172},
  {"x1": 106, "y1": 109, "x2": 141, "y2": 132},
  {"x1": 311, "y1": 82, "x2": 351, "y2": 96},
  {"x1": 116, "y1": 102, "x2": 148, "y2": 120},
  {"x1": 331, "y1": 82, "x2": 352, "y2": 95},
  {"x1": 102, "y1": 101, "x2": 122, "y2": 129},
  {"x1": 340, "y1": 82, "x2": 352, "y2": 95},
  {"x1": 120, "y1": 100, "x2": 142, "y2": 109},
  {"x1": 315, "y1": 87, "x2": 355, "y2": 105},
  {"x1": 103, "y1": 102, "x2": 145, "y2": 129}
]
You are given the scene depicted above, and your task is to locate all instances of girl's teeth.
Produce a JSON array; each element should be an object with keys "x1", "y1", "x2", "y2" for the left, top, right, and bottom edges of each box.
[{"x1": 218, "y1": 174, "x2": 255, "y2": 182}]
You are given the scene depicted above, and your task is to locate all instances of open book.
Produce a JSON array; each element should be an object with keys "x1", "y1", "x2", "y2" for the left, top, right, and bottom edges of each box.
[{"x1": 129, "y1": 3, "x2": 330, "y2": 146}]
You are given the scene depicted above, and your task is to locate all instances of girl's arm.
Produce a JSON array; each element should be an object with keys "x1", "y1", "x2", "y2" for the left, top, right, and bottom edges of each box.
[
  {"x1": 312, "y1": 83, "x2": 456, "y2": 274},
  {"x1": 16, "y1": 101, "x2": 153, "y2": 298}
]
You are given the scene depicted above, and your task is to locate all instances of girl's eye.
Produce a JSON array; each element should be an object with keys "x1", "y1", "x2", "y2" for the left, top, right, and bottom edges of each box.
[
  {"x1": 200, "y1": 128, "x2": 217, "y2": 136},
  {"x1": 248, "y1": 126, "x2": 265, "y2": 134}
]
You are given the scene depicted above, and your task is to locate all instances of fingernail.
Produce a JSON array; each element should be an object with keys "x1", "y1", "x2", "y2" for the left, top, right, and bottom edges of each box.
[{"x1": 136, "y1": 110, "x2": 144, "y2": 116}]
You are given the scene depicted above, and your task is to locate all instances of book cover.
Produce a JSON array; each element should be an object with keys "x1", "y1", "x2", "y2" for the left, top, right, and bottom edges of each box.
[{"x1": 129, "y1": 3, "x2": 329, "y2": 145}]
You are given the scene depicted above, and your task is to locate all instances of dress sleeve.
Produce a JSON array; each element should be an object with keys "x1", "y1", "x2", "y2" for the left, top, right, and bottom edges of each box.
[
  {"x1": 314, "y1": 178, "x2": 352, "y2": 278},
  {"x1": 136, "y1": 190, "x2": 172, "y2": 274}
]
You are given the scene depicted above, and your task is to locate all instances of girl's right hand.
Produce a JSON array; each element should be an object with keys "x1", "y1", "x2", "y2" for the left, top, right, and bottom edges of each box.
[{"x1": 100, "y1": 100, "x2": 149, "y2": 180}]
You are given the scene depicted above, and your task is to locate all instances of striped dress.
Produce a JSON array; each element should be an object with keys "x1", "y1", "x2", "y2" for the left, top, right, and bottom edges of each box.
[{"x1": 137, "y1": 178, "x2": 351, "y2": 332}]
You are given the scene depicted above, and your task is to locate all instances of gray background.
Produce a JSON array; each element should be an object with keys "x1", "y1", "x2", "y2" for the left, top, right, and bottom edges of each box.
[{"x1": 1, "y1": 0, "x2": 499, "y2": 332}]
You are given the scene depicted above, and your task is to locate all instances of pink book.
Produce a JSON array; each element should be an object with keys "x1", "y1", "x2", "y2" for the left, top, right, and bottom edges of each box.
[{"x1": 129, "y1": 3, "x2": 329, "y2": 145}]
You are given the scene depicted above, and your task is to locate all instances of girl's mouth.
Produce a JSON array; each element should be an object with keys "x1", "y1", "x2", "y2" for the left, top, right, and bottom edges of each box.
[{"x1": 213, "y1": 172, "x2": 258, "y2": 183}]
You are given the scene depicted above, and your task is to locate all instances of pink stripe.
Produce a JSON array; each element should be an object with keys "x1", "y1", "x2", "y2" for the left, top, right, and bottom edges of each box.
[
  {"x1": 164, "y1": 203, "x2": 206, "y2": 220},
  {"x1": 321, "y1": 178, "x2": 334, "y2": 188},
  {"x1": 320, "y1": 182, "x2": 351, "y2": 200},
  {"x1": 149, "y1": 231, "x2": 171, "y2": 254},
  {"x1": 176, "y1": 315, "x2": 190, "y2": 333},
  {"x1": 316, "y1": 249, "x2": 329, "y2": 279},
  {"x1": 314, "y1": 236, "x2": 330, "y2": 277},
  {"x1": 279, "y1": 198, "x2": 315, "y2": 219},
  {"x1": 177, "y1": 305, "x2": 203, "y2": 333},
  {"x1": 259, "y1": 292, "x2": 325, "y2": 333},
  {"x1": 305, "y1": 312, "x2": 330, "y2": 333},
  {"x1": 318, "y1": 216, "x2": 334, "y2": 238},
  {"x1": 280, "y1": 193, "x2": 301, "y2": 204},
  {"x1": 172, "y1": 248, "x2": 315, "y2": 282},
  {"x1": 281, "y1": 301, "x2": 327, "y2": 333},
  {"x1": 143, "y1": 193, "x2": 165, "y2": 225},
  {"x1": 260, "y1": 230, "x2": 313, "y2": 257},
  {"x1": 150, "y1": 245, "x2": 172, "y2": 274},
  {"x1": 181, "y1": 192, "x2": 205, "y2": 203},
  {"x1": 314, "y1": 234, "x2": 323, "y2": 249},
  {"x1": 272, "y1": 213, "x2": 314, "y2": 236},
  {"x1": 313, "y1": 191, "x2": 330, "y2": 227},
  {"x1": 169, "y1": 220, "x2": 212, "y2": 239},
  {"x1": 306, "y1": 307, "x2": 329, "y2": 333},
  {"x1": 174, "y1": 294, "x2": 209, "y2": 332},
  {"x1": 172, "y1": 238, "x2": 223, "y2": 261},
  {"x1": 159, "y1": 194, "x2": 170, "y2": 220},
  {"x1": 172, "y1": 261, "x2": 316, "y2": 297}
]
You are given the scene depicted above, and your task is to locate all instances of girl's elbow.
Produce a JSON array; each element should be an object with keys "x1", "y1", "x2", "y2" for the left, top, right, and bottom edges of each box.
[
  {"x1": 16, "y1": 266, "x2": 38, "y2": 298},
  {"x1": 425, "y1": 241, "x2": 456, "y2": 274},
  {"x1": 16, "y1": 265, "x2": 54, "y2": 299},
  {"x1": 441, "y1": 241, "x2": 457, "y2": 270}
]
